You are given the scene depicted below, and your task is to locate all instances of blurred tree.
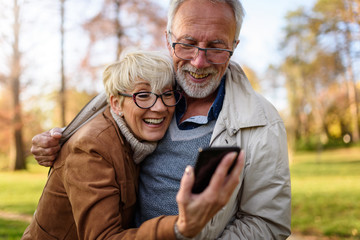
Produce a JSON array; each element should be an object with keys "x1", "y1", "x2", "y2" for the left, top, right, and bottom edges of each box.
[
  {"x1": 312, "y1": 0, "x2": 360, "y2": 142},
  {"x1": 52, "y1": 88, "x2": 97, "y2": 127},
  {"x1": 279, "y1": 7, "x2": 322, "y2": 146},
  {"x1": 1, "y1": 0, "x2": 26, "y2": 170},
  {"x1": 323, "y1": 83, "x2": 351, "y2": 138},
  {"x1": 0, "y1": 90, "x2": 12, "y2": 156},
  {"x1": 275, "y1": 0, "x2": 359, "y2": 149},
  {"x1": 280, "y1": 8, "x2": 343, "y2": 147},
  {"x1": 80, "y1": 0, "x2": 167, "y2": 80}
]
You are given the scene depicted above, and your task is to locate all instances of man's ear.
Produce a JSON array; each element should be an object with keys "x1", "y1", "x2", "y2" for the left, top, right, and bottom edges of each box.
[
  {"x1": 165, "y1": 31, "x2": 172, "y2": 53},
  {"x1": 110, "y1": 95, "x2": 122, "y2": 114},
  {"x1": 234, "y1": 40, "x2": 240, "y2": 49}
]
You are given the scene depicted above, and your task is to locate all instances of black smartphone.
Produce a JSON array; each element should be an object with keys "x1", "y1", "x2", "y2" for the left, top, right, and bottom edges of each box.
[{"x1": 191, "y1": 146, "x2": 241, "y2": 194}]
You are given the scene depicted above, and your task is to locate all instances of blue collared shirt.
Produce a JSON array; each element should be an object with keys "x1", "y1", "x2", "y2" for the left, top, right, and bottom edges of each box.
[{"x1": 175, "y1": 76, "x2": 226, "y2": 130}]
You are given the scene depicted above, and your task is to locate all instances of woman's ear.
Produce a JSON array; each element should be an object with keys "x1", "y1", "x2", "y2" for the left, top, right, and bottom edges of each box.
[{"x1": 110, "y1": 95, "x2": 122, "y2": 115}]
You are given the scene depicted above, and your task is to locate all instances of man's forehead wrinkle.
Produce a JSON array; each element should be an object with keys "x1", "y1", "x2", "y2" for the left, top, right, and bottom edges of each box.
[
  {"x1": 179, "y1": 34, "x2": 226, "y2": 45},
  {"x1": 175, "y1": 24, "x2": 226, "y2": 43}
]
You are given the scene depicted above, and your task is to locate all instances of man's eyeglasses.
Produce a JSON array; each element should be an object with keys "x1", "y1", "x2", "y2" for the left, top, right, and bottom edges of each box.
[
  {"x1": 171, "y1": 42, "x2": 233, "y2": 65},
  {"x1": 118, "y1": 90, "x2": 183, "y2": 109}
]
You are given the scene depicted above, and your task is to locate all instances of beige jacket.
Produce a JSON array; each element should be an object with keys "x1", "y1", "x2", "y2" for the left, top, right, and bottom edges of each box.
[{"x1": 196, "y1": 61, "x2": 291, "y2": 239}]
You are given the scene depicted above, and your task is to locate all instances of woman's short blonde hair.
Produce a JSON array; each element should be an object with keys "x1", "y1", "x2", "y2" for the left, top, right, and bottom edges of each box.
[{"x1": 103, "y1": 49, "x2": 175, "y2": 104}]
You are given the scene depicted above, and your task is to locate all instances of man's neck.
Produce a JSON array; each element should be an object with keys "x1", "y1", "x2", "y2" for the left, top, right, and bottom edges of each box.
[{"x1": 180, "y1": 90, "x2": 218, "y2": 123}]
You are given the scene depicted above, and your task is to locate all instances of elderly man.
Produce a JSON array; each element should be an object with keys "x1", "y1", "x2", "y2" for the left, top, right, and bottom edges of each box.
[{"x1": 31, "y1": 0, "x2": 291, "y2": 239}]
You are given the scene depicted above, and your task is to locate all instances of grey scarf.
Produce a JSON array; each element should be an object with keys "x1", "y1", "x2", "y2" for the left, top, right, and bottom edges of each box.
[{"x1": 110, "y1": 109, "x2": 157, "y2": 164}]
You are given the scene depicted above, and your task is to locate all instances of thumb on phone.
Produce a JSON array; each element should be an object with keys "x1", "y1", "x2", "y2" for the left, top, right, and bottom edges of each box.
[{"x1": 177, "y1": 166, "x2": 195, "y2": 203}]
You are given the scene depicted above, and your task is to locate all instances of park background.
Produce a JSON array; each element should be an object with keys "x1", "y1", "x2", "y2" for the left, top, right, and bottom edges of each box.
[{"x1": 0, "y1": 0, "x2": 359, "y2": 239}]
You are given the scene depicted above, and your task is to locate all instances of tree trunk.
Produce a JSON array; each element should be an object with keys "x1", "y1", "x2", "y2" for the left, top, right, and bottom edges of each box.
[
  {"x1": 347, "y1": 78, "x2": 359, "y2": 142},
  {"x1": 344, "y1": 24, "x2": 359, "y2": 142},
  {"x1": 60, "y1": 0, "x2": 66, "y2": 126},
  {"x1": 115, "y1": 0, "x2": 124, "y2": 60},
  {"x1": 10, "y1": 0, "x2": 25, "y2": 170}
]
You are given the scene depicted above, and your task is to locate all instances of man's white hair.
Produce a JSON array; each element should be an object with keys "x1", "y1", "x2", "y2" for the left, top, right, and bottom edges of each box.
[{"x1": 166, "y1": 0, "x2": 245, "y2": 43}]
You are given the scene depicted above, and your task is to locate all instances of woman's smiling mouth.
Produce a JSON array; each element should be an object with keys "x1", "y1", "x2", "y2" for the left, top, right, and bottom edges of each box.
[{"x1": 144, "y1": 118, "x2": 165, "y2": 125}]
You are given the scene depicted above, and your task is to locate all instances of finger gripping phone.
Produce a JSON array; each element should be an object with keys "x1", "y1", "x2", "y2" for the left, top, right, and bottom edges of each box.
[{"x1": 191, "y1": 146, "x2": 241, "y2": 194}]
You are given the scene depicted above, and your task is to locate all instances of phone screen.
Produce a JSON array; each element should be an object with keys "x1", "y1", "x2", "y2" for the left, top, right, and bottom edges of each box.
[{"x1": 191, "y1": 146, "x2": 241, "y2": 193}]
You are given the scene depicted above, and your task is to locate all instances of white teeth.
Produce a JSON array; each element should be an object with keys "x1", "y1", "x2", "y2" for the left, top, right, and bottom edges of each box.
[
  {"x1": 189, "y1": 72, "x2": 209, "y2": 79},
  {"x1": 144, "y1": 118, "x2": 164, "y2": 124}
]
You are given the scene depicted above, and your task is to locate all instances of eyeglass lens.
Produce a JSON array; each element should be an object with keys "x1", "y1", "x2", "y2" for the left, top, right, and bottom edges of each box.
[
  {"x1": 134, "y1": 90, "x2": 181, "y2": 109},
  {"x1": 174, "y1": 43, "x2": 231, "y2": 64}
]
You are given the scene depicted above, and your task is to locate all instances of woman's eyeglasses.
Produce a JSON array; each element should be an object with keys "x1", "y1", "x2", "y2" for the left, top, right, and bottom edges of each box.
[{"x1": 118, "y1": 90, "x2": 183, "y2": 109}]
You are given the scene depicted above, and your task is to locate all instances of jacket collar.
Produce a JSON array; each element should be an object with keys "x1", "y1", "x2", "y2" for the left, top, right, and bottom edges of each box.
[{"x1": 218, "y1": 61, "x2": 267, "y2": 135}]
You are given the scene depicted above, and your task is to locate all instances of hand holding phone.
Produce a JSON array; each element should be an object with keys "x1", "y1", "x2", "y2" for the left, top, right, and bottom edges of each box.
[{"x1": 191, "y1": 146, "x2": 241, "y2": 193}]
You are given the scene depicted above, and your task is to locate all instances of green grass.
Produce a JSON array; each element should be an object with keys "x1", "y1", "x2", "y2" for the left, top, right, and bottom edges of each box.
[
  {"x1": 1, "y1": 150, "x2": 360, "y2": 239},
  {"x1": 290, "y1": 147, "x2": 360, "y2": 239},
  {"x1": 0, "y1": 157, "x2": 48, "y2": 239},
  {"x1": 0, "y1": 158, "x2": 48, "y2": 215},
  {"x1": 0, "y1": 218, "x2": 29, "y2": 240}
]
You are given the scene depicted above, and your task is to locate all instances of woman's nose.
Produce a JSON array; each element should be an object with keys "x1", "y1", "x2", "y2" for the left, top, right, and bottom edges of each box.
[{"x1": 149, "y1": 97, "x2": 167, "y2": 111}]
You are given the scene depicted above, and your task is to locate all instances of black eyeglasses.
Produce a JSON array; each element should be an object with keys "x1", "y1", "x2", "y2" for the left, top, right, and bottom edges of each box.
[
  {"x1": 118, "y1": 90, "x2": 183, "y2": 109},
  {"x1": 172, "y1": 42, "x2": 233, "y2": 64}
]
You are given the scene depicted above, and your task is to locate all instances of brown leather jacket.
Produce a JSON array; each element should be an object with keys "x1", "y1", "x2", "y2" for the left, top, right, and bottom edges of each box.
[{"x1": 22, "y1": 107, "x2": 177, "y2": 240}]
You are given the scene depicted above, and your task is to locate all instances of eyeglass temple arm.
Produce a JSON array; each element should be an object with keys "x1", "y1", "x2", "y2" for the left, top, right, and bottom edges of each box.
[{"x1": 118, "y1": 92, "x2": 133, "y2": 97}]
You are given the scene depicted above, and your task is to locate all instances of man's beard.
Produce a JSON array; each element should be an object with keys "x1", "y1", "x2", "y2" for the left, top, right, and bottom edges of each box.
[{"x1": 176, "y1": 64, "x2": 221, "y2": 98}]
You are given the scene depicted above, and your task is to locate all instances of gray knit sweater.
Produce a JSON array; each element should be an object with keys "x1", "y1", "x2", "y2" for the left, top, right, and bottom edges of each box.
[{"x1": 135, "y1": 117, "x2": 216, "y2": 226}]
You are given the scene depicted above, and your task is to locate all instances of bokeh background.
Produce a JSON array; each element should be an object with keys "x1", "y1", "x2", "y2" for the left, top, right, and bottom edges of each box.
[{"x1": 0, "y1": 0, "x2": 359, "y2": 239}]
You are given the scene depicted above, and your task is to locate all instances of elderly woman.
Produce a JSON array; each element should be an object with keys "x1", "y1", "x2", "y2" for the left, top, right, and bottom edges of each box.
[{"x1": 22, "y1": 50, "x2": 183, "y2": 239}]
